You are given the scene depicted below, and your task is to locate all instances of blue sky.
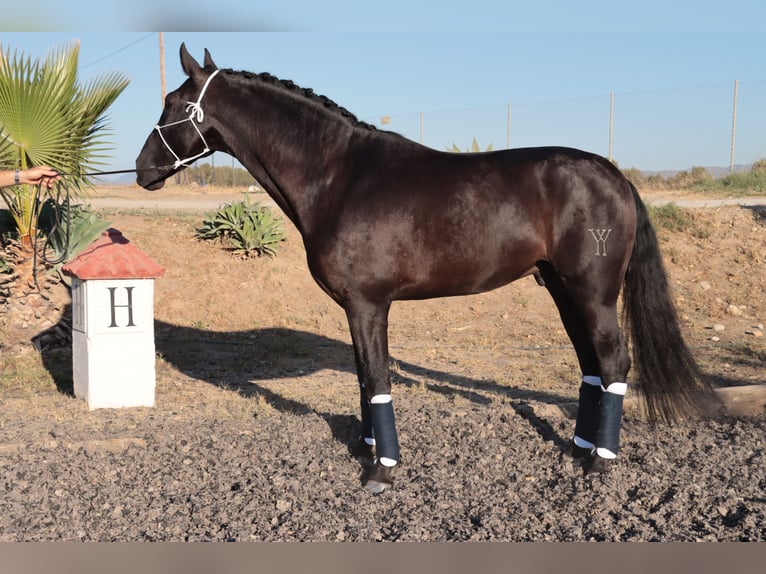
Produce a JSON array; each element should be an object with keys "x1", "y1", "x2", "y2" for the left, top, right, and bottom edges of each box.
[{"x1": 2, "y1": 2, "x2": 766, "y2": 176}]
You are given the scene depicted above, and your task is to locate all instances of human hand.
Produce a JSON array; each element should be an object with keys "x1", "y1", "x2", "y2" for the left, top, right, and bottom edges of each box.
[{"x1": 20, "y1": 165, "x2": 61, "y2": 189}]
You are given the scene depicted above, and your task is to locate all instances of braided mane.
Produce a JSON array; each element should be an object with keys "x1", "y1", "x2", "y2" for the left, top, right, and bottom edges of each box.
[{"x1": 222, "y1": 68, "x2": 377, "y2": 131}]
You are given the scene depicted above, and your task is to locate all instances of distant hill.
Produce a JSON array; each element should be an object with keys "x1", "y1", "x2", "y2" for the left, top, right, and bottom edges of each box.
[{"x1": 90, "y1": 172, "x2": 136, "y2": 185}]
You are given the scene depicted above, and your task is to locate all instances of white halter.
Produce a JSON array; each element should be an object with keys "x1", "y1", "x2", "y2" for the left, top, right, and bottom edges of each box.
[{"x1": 154, "y1": 69, "x2": 220, "y2": 169}]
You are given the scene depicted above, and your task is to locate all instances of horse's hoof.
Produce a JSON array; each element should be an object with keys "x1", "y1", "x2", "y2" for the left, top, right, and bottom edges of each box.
[
  {"x1": 364, "y1": 479, "x2": 392, "y2": 494},
  {"x1": 585, "y1": 455, "x2": 613, "y2": 474},
  {"x1": 562, "y1": 440, "x2": 594, "y2": 461},
  {"x1": 363, "y1": 462, "x2": 394, "y2": 493}
]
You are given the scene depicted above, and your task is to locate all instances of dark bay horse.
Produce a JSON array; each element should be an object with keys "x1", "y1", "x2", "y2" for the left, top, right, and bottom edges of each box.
[{"x1": 136, "y1": 44, "x2": 715, "y2": 493}]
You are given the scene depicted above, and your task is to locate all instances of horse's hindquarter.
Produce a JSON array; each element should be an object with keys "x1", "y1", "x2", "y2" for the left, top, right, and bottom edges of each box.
[{"x1": 536, "y1": 148, "x2": 637, "y2": 282}]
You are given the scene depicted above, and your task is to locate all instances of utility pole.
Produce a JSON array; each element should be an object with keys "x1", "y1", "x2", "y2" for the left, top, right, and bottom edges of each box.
[
  {"x1": 609, "y1": 92, "x2": 614, "y2": 163},
  {"x1": 730, "y1": 79, "x2": 739, "y2": 174},
  {"x1": 159, "y1": 32, "x2": 166, "y2": 106},
  {"x1": 507, "y1": 103, "x2": 511, "y2": 149}
]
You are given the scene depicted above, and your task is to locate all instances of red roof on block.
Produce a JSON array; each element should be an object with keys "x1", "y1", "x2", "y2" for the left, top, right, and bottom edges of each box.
[{"x1": 62, "y1": 228, "x2": 166, "y2": 280}]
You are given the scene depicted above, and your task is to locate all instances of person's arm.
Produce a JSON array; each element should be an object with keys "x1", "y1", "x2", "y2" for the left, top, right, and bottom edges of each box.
[{"x1": 0, "y1": 166, "x2": 60, "y2": 188}]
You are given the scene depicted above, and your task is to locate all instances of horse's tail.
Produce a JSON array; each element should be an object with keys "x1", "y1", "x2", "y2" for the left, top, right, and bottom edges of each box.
[{"x1": 622, "y1": 183, "x2": 717, "y2": 421}]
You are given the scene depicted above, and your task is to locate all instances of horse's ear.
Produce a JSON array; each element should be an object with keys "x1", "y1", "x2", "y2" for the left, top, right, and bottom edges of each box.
[
  {"x1": 203, "y1": 48, "x2": 217, "y2": 70},
  {"x1": 179, "y1": 42, "x2": 203, "y2": 79}
]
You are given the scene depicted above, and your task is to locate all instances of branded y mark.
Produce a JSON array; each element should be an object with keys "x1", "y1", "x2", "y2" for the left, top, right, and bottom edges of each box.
[{"x1": 588, "y1": 229, "x2": 612, "y2": 256}]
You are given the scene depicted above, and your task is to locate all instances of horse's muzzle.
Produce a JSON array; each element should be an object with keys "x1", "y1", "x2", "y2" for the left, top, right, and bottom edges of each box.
[{"x1": 135, "y1": 172, "x2": 166, "y2": 191}]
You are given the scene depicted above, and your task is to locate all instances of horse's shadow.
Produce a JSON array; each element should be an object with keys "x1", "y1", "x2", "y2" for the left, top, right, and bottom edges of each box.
[
  {"x1": 151, "y1": 320, "x2": 577, "y2": 450},
  {"x1": 37, "y1": 308, "x2": 576, "y2": 451},
  {"x1": 153, "y1": 320, "x2": 578, "y2": 402},
  {"x1": 742, "y1": 203, "x2": 766, "y2": 225}
]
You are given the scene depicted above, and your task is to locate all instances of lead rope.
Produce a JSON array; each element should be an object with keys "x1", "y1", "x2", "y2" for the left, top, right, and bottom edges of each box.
[
  {"x1": 29, "y1": 178, "x2": 72, "y2": 299},
  {"x1": 38, "y1": 179, "x2": 72, "y2": 266}
]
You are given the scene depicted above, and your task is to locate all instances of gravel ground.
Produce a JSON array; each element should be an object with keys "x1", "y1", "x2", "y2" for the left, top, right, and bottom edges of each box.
[{"x1": 2, "y1": 373, "x2": 765, "y2": 542}]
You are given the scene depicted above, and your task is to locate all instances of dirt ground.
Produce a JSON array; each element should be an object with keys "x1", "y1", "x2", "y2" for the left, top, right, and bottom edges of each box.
[{"x1": 0, "y1": 183, "x2": 764, "y2": 541}]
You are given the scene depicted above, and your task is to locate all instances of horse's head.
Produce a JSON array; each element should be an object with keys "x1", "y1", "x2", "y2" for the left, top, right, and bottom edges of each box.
[{"x1": 136, "y1": 43, "x2": 220, "y2": 190}]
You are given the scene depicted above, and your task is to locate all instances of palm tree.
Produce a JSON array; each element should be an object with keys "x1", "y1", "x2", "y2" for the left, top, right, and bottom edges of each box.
[
  {"x1": 447, "y1": 138, "x2": 494, "y2": 153},
  {"x1": 0, "y1": 41, "x2": 128, "y2": 347}
]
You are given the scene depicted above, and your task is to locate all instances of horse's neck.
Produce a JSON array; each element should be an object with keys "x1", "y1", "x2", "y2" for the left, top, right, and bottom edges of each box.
[{"x1": 219, "y1": 86, "x2": 355, "y2": 235}]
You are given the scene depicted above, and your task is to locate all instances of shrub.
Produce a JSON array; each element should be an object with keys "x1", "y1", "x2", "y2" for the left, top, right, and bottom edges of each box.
[
  {"x1": 717, "y1": 171, "x2": 766, "y2": 194},
  {"x1": 667, "y1": 166, "x2": 712, "y2": 189},
  {"x1": 751, "y1": 159, "x2": 766, "y2": 176},
  {"x1": 197, "y1": 198, "x2": 285, "y2": 258},
  {"x1": 646, "y1": 202, "x2": 711, "y2": 239},
  {"x1": 619, "y1": 158, "x2": 766, "y2": 195},
  {"x1": 621, "y1": 167, "x2": 646, "y2": 187},
  {"x1": 646, "y1": 203, "x2": 692, "y2": 233}
]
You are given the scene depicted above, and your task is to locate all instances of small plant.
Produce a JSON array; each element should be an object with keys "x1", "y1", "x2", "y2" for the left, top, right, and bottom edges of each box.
[
  {"x1": 646, "y1": 202, "x2": 711, "y2": 239},
  {"x1": 197, "y1": 198, "x2": 286, "y2": 258},
  {"x1": 647, "y1": 203, "x2": 692, "y2": 233},
  {"x1": 37, "y1": 199, "x2": 111, "y2": 266}
]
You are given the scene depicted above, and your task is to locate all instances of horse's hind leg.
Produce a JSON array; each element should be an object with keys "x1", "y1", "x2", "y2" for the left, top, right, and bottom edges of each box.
[
  {"x1": 571, "y1": 292, "x2": 631, "y2": 471},
  {"x1": 540, "y1": 266, "x2": 605, "y2": 461},
  {"x1": 541, "y1": 265, "x2": 631, "y2": 471},
  {"x1": 581, "y1": 302, "x2": 631, "y2": 472}
]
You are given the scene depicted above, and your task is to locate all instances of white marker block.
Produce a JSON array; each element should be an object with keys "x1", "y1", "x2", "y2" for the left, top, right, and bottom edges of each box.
[{"x1": 63, "y1": 229, "x2": 165, "y2": 410}]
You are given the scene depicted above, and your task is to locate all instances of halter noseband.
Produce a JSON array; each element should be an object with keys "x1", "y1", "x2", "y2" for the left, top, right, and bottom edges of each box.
[{"x1": 154, "y1": 69, "x2": 220, "y2": 169}]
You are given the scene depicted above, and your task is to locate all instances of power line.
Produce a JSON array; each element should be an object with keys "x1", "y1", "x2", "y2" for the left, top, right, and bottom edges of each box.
[
  {"x1": 79, "y1": 33, "x2": 156, "y2": 70},
  {"x1": 366, "y1": 77, "x2": 766, "y2": 123}
]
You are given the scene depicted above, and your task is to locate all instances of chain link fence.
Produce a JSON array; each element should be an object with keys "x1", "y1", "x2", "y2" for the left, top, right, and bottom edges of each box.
[{"x1": 365, "y1": 80, "x2": 766, "y2": 173}]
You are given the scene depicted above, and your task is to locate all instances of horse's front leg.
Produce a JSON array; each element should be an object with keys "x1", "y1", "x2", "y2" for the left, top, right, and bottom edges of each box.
[{"x1": 345, "y1": 299, "x2": 399, "y2": 493}]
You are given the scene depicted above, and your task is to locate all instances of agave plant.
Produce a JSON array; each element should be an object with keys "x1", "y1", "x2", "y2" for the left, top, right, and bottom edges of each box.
[
  {"x1": 197, "y1": 198, "x2": 286, "y2": 258},
  {"x1": 37, "y1": 199, "x2": 111, "y2": 267}
]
